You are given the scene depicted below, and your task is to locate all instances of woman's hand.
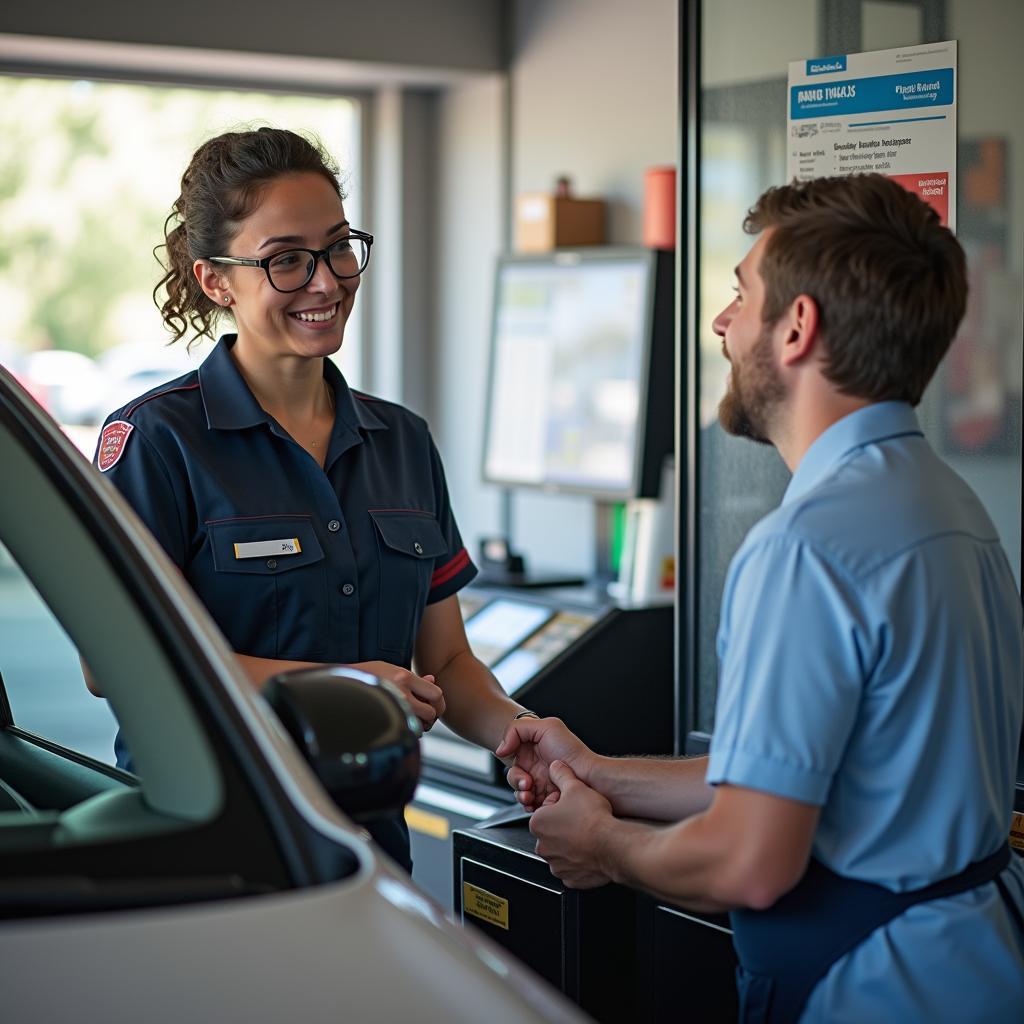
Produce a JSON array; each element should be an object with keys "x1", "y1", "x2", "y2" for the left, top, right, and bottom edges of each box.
[
  {"x1": 495, "y1": 717, "x2": 597, "y2": 811},
  {"x1": 349, "y1": 661, "x2": 446, "y2": 731}
]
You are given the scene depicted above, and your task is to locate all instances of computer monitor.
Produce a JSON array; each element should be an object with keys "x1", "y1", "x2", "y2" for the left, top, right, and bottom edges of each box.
[
  {"x1": 481, "y1": 247, "x2": 673, "y2": 501},
  {"x1": 462, "y1": 598, "x2": 553, "y2": 667}
]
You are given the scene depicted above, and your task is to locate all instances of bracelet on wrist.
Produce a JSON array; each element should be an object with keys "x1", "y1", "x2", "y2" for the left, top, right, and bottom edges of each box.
[{"x1": 512, "y1": 709, "x2": 540, "y2": 721}]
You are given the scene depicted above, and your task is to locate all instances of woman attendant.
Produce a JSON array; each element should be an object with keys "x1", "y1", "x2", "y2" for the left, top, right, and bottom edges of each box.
[{"x1": 94, "y1": 128, "x2": 536, "y2": 870}]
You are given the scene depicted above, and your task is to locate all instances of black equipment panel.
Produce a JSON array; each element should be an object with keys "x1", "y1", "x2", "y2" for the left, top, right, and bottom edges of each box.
[
  {"x1": 421, "y1": 584, "x2": 674, "y2": 796},
  {"x1": 453, "y1": 821, "x2": 637, "y2": 1022},
  {"x1": 636, "y1": 895, "x2": 739, "y2": 1021}
]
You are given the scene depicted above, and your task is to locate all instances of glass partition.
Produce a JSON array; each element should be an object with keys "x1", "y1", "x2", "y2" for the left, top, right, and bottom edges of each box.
[{"x1": 688, "y1": 0, "x2": 1023, "y2": 739}]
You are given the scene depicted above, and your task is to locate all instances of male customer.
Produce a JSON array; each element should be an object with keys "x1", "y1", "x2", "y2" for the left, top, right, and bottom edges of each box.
[{"x1": 499, "y1": 174, "x2": 1024, "y2": 1022}]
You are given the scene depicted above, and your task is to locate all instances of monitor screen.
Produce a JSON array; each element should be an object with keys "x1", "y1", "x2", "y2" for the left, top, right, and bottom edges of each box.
[
  {"x1": 492, "y1": 610, "x2": 598, "y2": 695},
  {"x1": 463, "y1": 598, "x2": 552, "y2": 668},
  {"x1": 482, "y1": 249, "x2": 658, "y2": 499}
]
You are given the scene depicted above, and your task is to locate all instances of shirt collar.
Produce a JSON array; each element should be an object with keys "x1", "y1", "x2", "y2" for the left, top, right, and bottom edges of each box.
[
  {"x1": 324, "y1": 356, "x2": 389, "y2": 436},
  {"x1": 198, "y1": 335, "x2": 388, "y2": 435},
  {"x1": 198, "y1": 336, "x2": 268, "y2": 429},
  {"x1": 784, "y1": 401, "x2": 923, "y2": 505}
]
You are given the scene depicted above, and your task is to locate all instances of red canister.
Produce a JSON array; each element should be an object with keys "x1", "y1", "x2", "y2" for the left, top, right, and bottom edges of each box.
[{"x1": 643, "y1": 166, "x2": 676, "y2": 250}]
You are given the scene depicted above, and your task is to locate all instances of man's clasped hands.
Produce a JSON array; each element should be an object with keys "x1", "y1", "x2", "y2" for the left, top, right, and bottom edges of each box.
[{"x1": 495, "y1": 717, "x2": 616, "y2": 890}]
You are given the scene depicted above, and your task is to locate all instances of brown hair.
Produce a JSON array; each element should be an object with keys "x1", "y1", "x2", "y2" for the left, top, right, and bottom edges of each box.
[
  {"x1": 744, "y1": 174, "x2": 967, "y2": 405},
  {"x1": 155, "y1": 127, "x2": 344, "y2": 345}
]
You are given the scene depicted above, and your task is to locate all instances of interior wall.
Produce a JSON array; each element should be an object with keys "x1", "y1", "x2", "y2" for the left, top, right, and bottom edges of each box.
[
  {"x1": 482, "y1": 0, "x2": 678, "y2": 577},
  {"x1": 371, "y1": 87, "x2": 443, "y2": 409},
  {"x1": 434, "y1": 76, "x2": 507, "y2": 552}
]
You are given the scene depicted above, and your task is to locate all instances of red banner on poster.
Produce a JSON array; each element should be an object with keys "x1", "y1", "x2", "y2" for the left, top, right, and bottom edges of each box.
[{"x1": 889, "y1": 171, "x2": 949, "y2": 226}]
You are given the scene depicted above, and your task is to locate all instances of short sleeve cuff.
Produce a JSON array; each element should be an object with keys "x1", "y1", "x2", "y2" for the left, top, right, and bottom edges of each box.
[
  {"x1": 427, "y1": 548, "x2": 478, "y2": 604},
  {"x1": 706, "y1": 745, "x2": 831, "y2": 805}
]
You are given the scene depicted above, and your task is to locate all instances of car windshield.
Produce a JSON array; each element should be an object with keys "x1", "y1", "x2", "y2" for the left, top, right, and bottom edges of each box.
[{"x1": 0, "y1": 368, "x2": 225, "y2": 864}]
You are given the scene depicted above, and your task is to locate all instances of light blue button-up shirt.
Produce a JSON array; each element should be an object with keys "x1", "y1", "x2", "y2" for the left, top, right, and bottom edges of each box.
[{"x1": 707, "y1": 402, "x2": 1024, "y2": 1022}]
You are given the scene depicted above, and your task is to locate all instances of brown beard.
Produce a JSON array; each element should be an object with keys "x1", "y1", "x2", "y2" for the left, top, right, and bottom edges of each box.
[{"x1": 717, "y1": 323, "x2": 785, "y2": 445}]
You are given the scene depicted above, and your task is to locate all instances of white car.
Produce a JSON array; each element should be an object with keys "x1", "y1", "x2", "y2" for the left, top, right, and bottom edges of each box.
[
  {"x1": 12, "y1": 348, "x2": 105, "y2": 425},
  {"x1": 0, "y1": 363, "x2": 582, "y2": 1024},
  {"x1": 95, "y1": 340, "x2": 201, "y2": 419}
]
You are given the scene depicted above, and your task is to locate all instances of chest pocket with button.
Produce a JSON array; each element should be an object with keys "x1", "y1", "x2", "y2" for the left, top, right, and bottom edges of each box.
[
  {"x1": 205, "y1": 515, "x2": 327, "y2": 660},
  {"x1": 368, "y1": 510, "x2": 447, "y2": 656}
]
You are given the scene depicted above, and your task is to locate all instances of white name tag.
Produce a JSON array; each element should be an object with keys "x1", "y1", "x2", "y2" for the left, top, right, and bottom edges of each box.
[{"x1": 233, "y1": 538, "x2": 302, "y2": 559}]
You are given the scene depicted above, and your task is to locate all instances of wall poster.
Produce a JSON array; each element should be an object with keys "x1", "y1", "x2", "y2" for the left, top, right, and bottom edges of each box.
[{"x1": 787, "y1": 41, "x2": 957, "y2": 227}]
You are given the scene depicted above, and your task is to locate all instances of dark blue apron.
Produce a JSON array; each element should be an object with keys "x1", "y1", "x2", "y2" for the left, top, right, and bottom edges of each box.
[{"x1": 730, "y1": 843, "x2": 1021, "y2": 1023}]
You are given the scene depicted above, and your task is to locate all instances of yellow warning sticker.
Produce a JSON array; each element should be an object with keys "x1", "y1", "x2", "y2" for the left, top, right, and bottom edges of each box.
[
  {"x1": 404, "y1": 806, "x2": 449, "y2": 841},
  {"x1": 1010, "y1": 812, "x2": 1024, "y2": 853},
  {"x1": 463, "y1": 882, "x2": 509, "y2": 930}
]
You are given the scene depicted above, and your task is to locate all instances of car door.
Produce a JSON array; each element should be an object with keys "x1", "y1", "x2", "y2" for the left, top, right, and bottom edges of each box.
[
  {"x1": 0, "y1": 363, "x2": 334, "y2": 908},
  {"x1": 0, "y1": 365, "x2": 585, "y2": 1024}
]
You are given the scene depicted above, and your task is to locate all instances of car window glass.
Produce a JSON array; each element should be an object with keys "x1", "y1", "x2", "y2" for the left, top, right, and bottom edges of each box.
[{"x1": 0, "y1": 540, "x2": 117, "y2": 765}]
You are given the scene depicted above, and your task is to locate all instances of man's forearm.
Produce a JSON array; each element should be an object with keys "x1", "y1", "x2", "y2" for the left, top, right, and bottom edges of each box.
[
  {"x1": 587, "y1": 754, "x2": 714, "y2": 822},
  {"x1": 595, "y1": 811, "x2": 741, "y2": 913},
  {"x1": 590, "y1": 785, "x2": 818, "y2": 913}
]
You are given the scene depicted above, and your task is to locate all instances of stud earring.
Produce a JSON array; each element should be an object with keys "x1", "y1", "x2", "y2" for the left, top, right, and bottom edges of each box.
[{"x1": 223, "y1": 296, "x2": 231, "y2": 305}]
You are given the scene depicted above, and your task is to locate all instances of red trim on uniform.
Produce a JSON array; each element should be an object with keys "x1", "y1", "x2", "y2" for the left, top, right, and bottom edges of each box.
[
  {"x1": 125, "y1": 382, "x2": 200, "y2": 418},
  {"x1": 352, "y1": 391, "x2": 383, "y2": 402},
  {"x1": 368, "y1": 508, "x2": 433, "y2": 517},
  {"x1": 430, "y1": 548, "x2": 470, "y2": 588}
]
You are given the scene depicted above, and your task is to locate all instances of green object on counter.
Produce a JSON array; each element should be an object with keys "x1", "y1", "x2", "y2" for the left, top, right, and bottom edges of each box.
[{"x1": 610, "y1": 501, "x2": 626, "y2": 574}]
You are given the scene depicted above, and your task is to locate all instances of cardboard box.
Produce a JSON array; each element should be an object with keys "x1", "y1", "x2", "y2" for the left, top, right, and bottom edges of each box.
[{"x1": 514, "y1": 193, "x2": 606, "y2": 251}]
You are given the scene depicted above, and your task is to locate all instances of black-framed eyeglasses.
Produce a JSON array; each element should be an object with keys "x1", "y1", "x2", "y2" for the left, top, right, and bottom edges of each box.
[{"x1": 206, "y1": 229, "x2": 373, "y2": 293}]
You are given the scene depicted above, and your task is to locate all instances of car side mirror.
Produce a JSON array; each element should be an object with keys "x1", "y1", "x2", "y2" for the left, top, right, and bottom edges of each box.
[{"x1": 261, "y1": 667, "x2": 421, "y2": 823}]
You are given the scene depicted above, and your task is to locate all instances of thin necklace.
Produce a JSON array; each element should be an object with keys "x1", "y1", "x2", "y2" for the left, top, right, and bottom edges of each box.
[{"x1": 310, "y1": 379, "x2": 334, "y2": 449}]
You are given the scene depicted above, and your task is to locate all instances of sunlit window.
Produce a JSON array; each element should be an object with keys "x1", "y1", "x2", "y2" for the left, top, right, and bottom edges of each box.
[{"x1": 0, "y1": 75, "x2": 361, "y2": 455}]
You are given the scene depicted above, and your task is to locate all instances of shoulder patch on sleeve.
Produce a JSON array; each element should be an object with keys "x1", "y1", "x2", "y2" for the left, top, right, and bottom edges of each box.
[{"x1": 97, "y1": 420, "x2": 134, "y2": 472}]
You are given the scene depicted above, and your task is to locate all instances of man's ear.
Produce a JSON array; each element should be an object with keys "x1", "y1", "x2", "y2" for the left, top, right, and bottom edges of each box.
[
  {"x1": 779, "y1": 294, "x2": 820, "y2": 367},
  {"x1": 193, "y1": 260, "x2": 232, "y2": 306}
]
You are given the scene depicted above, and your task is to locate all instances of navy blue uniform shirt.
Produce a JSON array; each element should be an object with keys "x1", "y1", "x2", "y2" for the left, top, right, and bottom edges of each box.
[
  {"x1": 96, "y1": 335, "x2": 477, "y2": 667},
  {"x1": 94, "y1": 337, "x2": 477, "y2": 868}
]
